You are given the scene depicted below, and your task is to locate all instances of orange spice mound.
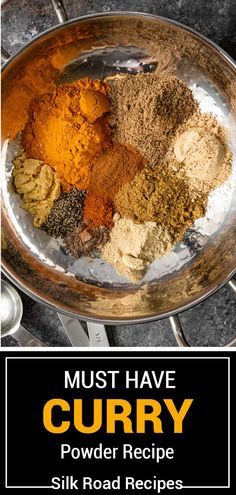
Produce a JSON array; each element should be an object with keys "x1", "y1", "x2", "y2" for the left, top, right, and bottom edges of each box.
[
  {"x1": 84, "y1": 192, "x2": 113, "y2": 228},
  {"x1": 21, "y1": 78, "x2": 111, "y2": 190}
]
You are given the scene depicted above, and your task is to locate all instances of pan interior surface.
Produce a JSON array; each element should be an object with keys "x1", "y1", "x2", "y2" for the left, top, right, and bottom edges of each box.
[{"x1": 1, "y1": 13, "x2": 236, "y2": 322}]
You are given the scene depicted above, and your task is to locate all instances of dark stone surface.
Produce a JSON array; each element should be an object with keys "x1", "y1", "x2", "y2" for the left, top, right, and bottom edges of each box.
[
  {"x1": 2, "y1": 277, "x2": 236, "y2": 347},
  {"x1": 2, "y1": 0, "x2": 236, "y2": 56},
  {"x1": 1, "y1": 0, "x2": 236, "y2": 347}
]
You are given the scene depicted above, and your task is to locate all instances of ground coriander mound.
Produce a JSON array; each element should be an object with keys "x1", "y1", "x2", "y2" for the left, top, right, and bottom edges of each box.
[
  {"x1": 109, "y1": 73, "x2": 198, "y2": 165},
  {"x1": 115, "y1": 163, "x2": 207, "y2": 241},
  {"x1": 42, "y1": 188, "x2": 85, "y2": 237}
]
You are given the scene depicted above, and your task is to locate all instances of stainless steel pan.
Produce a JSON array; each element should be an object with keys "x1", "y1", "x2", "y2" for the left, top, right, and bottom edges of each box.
[{"x1": 1, "y1": 13, "x2": 236, "y2": 324}]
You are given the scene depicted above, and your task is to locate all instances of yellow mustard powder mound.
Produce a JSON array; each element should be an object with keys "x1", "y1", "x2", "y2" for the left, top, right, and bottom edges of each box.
[{"x1": 13, "y1": 150, "x2": 61, "y2": 227}]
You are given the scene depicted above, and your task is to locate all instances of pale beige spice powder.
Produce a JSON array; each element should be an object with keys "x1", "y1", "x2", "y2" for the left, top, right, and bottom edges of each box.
[
  {"x1": 102, "y1": 214, "x2": 173, "y2": 282},
  {"x1": 171, "y1": 112, "x2": 232, "y2": 194}
]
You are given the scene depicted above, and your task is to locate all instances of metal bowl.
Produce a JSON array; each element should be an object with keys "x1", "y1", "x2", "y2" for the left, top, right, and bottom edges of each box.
[{"x1": 1, "y1": 12, "x2": 236, "y2": 323}]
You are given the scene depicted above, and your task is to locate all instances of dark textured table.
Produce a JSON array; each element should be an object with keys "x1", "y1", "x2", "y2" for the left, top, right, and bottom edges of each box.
[{"x1": 1, "y1": 0, "x2": 236, "y2": 347}]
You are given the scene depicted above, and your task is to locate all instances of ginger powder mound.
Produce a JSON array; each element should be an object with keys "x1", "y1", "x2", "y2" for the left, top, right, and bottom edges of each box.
[
  {"x1": 13, "y1": 150, "x2": 60, "y2": 228},
  {"x1": 102, "y1": 214, "x2": 173, "y2": 282},
  {"x1": 21, "y1": 78, "x2": 111, "y2": 190}
]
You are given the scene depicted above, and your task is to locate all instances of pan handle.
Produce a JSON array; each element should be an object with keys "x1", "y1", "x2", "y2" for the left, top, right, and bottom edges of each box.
[
  {"x1": 58, "y1": 314, "x2": 110, "y2": 347},
  {"x1": 169, "y1": 316, "x2": 190, "y2": 347},
  {"x1": 50, "y1": 0, "x2": 68, "y2": 23},
  {"x1": 169, "y1": 279, "x2": 236, "y2": 347},
  {"x1": 13, "y1": 325, "x2": 46, "y2": 347}
]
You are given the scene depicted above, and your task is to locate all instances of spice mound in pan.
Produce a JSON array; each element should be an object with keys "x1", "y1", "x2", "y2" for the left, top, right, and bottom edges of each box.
[
  {"x1": 42, "y1": 188, "x2": 85, "y2": 238},
  {"x1": 64, "y1": 223, "x2": 110, "y2": 258},
  {"x1": 102, "y1": 214, "x2": 173, "y2": 282},
  {"x1": 21, "y1": 78, "x2": 111, "y2": 190},
  {"x1": 13, "y1": 149, "x2": 61, "y2": 228},
  {"x1": 114, "y1": 163, "x2": 207, "y2": 241}
]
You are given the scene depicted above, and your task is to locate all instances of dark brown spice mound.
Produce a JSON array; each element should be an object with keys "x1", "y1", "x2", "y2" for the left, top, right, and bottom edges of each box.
[
  {"x1": 42, "y1": 188, "x2": 85, "y2": 237},
  {"x1": 64, "y1": 223, "x2": 109, "y2": 257}
]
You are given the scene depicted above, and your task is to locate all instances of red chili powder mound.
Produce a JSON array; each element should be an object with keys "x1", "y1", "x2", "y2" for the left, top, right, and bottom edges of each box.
[{"x1": 84, "y1": 192, "x2": 113, "y2": 228}]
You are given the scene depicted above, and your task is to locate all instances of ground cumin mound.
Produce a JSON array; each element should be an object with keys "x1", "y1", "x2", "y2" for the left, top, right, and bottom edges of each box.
[
  {"x1": 21, "y1": 78, "x2": 111, "y2": 190},
  {"x1": 115, "y1": 163, "x2": 207, "y2": 241},
  {"x1": 109, "y1": 73, "x2": 198, "y2": 165}
]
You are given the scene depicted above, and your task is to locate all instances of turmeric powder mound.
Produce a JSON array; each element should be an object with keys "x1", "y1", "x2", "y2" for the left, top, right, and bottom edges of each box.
[
  {"x1": 80, "y1": 89, "x2": 110, "y2": 123},
  {"x1": 21, "y1": 78, "x2": 111, "y2": 190}
]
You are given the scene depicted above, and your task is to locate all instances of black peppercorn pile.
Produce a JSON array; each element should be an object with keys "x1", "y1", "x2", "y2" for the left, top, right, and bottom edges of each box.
[{"x1": 42, "y1": 188, "x2": 85, "y2": 237}]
